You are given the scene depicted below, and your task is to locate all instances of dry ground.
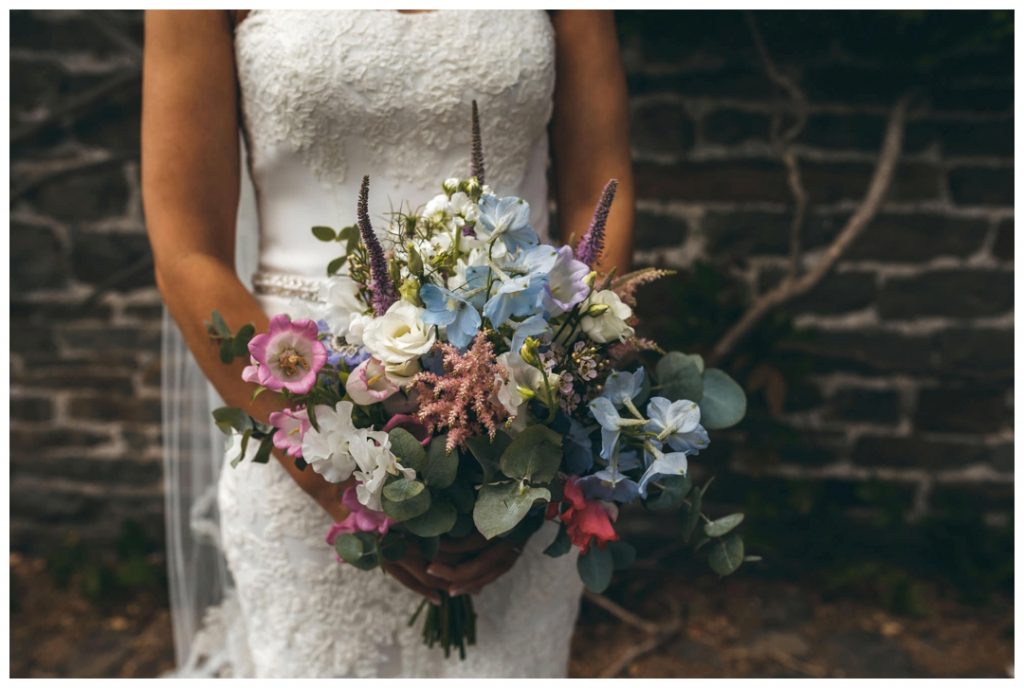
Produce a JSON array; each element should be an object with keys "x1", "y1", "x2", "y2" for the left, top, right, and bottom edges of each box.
[{"x1": 10, "y1": 554, "x2": 1013, "y2": 678}]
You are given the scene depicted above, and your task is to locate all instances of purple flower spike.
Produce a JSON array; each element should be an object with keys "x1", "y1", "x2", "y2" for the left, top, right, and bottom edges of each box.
[
  {"x1": 575, "y1": 179, "x2": 619, "y2": 268},
  {"x1": 470, "y1": 100, "x2": 485, "y2": 185},
  {"x1": 357, "y1": 175, "x2": 398, "y2": 316}
]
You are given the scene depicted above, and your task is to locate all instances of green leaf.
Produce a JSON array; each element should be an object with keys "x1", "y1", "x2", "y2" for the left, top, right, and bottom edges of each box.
[
  {"x1": 327, "y1": 256, "x2": 347, "y2": 276},
  {"x1": 465, "y1": 432, "x2": 510, "y2": 483},
  {"x1": 230, "y1": 429, "x2": 251, "y2": 468},
  {"x1": 645, "y1": 474, "x2": 693, "y2": 511},
  {"x1": 421, "y1": 436, "x2": 458, "y2": 489},
  {"x1": 212, "y1": 407, "x2": 252, "y2": 435},
  {"x1": 337, "y1": 225, "x2": 360, "y2": 252},
  {"x1": 379, "y1": 532, "x2": 407, "y2": 561},
  {"x1": 253, "y1": 436, "x2": 273, "y2": 464},
  {"x1": 681, "y1": 484, "x2": 704, "y2": 544},
  {"x1": 656, "y1": 351, "x2": 704, "y2": 403},
  {"x1": 231, "y1": 324, "x2": 255, "y2": 357},
  {"x1": 708, "y1": 533, "x2": 745, "y2": 576},
  {"x1": 699, "y1": 368, "x2": 747, "y2": 430},
  {"x1": 219, "y1": 339, "x2": 235, "y2": 364},
  {"x1": 543, "y1": 524, "x2": 572, "y2": 557},
  {"x1": 402, "y1": 496, "x2": 457, "y2": 537},
  {"x1": 577, "y1": 545, "x2": 614, "y2": 593},
  {"x1": 210, "y1": 310, "x2": 231, "y2": 338},
  {"x1": 608, "y1": 541, "x2": 636, "y2": 571},
  {"x1": 498, "y1": 425, "x2": 563, "y2": 485},
  {"x1": 334, "y1": 532, "x2": 380, "y2": 571},
  {"x1": 388, "y1": 428, "x2": 427, "y2": 471},
  {"x1": 704, "y1": 512, "x2": 745, "y2": 538},
  {"x1": 381, "y1": 479, "x2": 431, "y2": 522},
  {"x1": 444, "y1": 478, "x2": 476, "y2": 514},
  {"x1": 473, "y1": 482, "x2": 550, "y2": 539},
  {"x1": 448, "y1": 512, "x2": 475, "y2": 539},
  {"x1": 312, "y1": 225, "x2": 337, "y2": 242}
]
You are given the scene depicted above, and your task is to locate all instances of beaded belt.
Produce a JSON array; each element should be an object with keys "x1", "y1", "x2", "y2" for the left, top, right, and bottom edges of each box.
[{"x1": 251, "y1": 271, "x2": 326, "y2": 302}]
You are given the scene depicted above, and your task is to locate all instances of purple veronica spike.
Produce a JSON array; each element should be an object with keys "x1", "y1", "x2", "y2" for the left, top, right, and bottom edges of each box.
[
  {"x1": 575, "y1": 179, "x2": 619, "y2": 268},
  {"x1": 470, "y1": 100, "x2": 485, "y2": 185},
  {"x1": 357, "y1": 176, "x2": 398, "y2": 316}
]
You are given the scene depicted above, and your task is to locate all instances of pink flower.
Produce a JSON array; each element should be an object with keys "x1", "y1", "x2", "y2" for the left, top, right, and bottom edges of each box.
[
  {"x1": 345, "y1": 357, "x2": 399, "y2": 405},
  {"x1": 246, "y1": 314, "x2": 327, "y2": 395},
  {"x1": 382, "y1": 413, "x2": 431, "y2": 446},
  {"x1": 546, "y1": 477, "x2": 618, "y2": 554},
  {"x1": 268, "y1": 407, "x2": 310, "y2": 458},
  {"x1": 326, "y1": 486, "x2": 394, "y2": 561}
]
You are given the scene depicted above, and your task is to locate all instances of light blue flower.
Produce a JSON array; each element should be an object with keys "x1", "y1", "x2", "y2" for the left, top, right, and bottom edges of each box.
[
  {"x1": 477, "y1": 194, "x2": 538, "y2": 252},
  {"x1": 510, "y1": 313, "x2": 551, "y2": 357},
  {"x1": 638, "y1": 451, "x2": 689, "y2": 497},
  {"x1": 544, "y1": 245, "x2": 591, "y2": 315},
  {"x1": 420, "y1": 283, "x2": 482, "y2": 349},
  {"x1": 460, "y1": 265, "x2": 492, "y2": 310},
  {"x1": 589, "y1": 396, "x2": 645, "y2": 460},
  {"x1": 484, "y1": 274, "x2": 545, "y2": 328},
  {"x1": 505, "y1": 244, "x2": 558, "y2": 276},
  {"x1": 645, "y1": 396, "x2": 710, "y2": 455},
  {"x1": 602, "y1": 367, "x2": 646, "y2": 408},
  {"x1": 578, "y1": 469, "x2": 641, "y2": 503}
]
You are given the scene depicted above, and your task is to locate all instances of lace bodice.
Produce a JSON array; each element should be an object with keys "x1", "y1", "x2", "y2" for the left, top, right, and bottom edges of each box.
[{"x1": 199, "y1": 11, "x2": 584, "y2": 678}]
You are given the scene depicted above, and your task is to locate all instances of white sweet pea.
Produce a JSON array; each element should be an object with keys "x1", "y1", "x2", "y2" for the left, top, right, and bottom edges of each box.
[
  {"x1": 494, "y1": 352, "x2": 559, "y2": 417},
  {"x1": 361, "y1": 300, "x2": 436, "y2": 385},
  {"x1": 349, "y1": 429, "x2": 416, "y2": 510},
  {"x1": 580, "y1": 290, "x2": 635, "y2": 344},
  {"x1": 300, "y1": 402, "x2": 359, "y2": 483},
  {"x1": 316, "y1": 275, "x2": 365, "y2": 340},
  {"x1": 345, "y1": 313, "x2": 373, "y2": 347}
]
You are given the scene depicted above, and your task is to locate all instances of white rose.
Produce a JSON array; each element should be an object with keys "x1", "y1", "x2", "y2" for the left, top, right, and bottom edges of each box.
[
  {"x1": 317, "y1": 275, "x2": 365, "y2": 339},
  {"x1": 301, "y1": 403, "x2": 359, "y2": 483},
  {"x1": 580, "y1": 290, "x2": 635, "y2": 344},
  {"x1": 361, "y1": 301, "x2": 436, "y2": 384}
]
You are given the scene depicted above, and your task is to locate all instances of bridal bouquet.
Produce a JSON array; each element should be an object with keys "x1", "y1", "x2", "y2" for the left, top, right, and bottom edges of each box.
[{"x1": 208, "y1": 104, "x2": 749, "y2": 659}]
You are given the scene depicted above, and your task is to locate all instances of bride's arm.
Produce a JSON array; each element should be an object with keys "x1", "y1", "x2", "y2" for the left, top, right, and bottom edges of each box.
[
  {"x1": 142, "y1": 11, "x2": 350, "y2": 520},
  {"x1": 550, "y1": 10, "x2": 635, "y2": 276}
]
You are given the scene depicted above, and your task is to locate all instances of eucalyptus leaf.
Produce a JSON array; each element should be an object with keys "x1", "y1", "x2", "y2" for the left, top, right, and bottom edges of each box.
[
  {"x1": 655, "y1": 351, "x2": 704, "y2": 403},
  {"x1": 473, "y1": 482, "x2": 550, "y2": 539},
  {"x1": 465, "y1": 433, "x2": 510, "y2": 483},
  {"x1": 402, "y1": 496, "x2": 457, "y2": 538},
  {"x1": 645, "y1": 474, "x2": 693, "y2": 511},
  {"x1": 210, "y1": 310, "x2": 231, "y2": 337},
  {"x1": 421, "y1": 436, "x2": 458, "y2": 489},
  {"x1": 312, "y1": 225, "x2": 337, "y2": 242},
  {"x1": 708, "y1": 533, "x2": 745, "y2": 576},
  {"x1": 447, "y1": 512, "x2": 475, "y2": 539},
  {"x1": 388, "y1": 428, "x2": 427, "y2": 471},
  {"x1": 232, "y1": 324, "x2": 255, "y2": 356},
  {"x1": 379, "y1": 532, "x2": 407, "y2": 561},
  {"x1": 608, "y1": 541, "x2": 636, "y2": 571},
  {"x1": 337, "y1": 225, "x2": 360, "y2": 252},
  {"x1": 577, "y1": 545, "x2": 614, "y2": 593},
  {"x1": 219, "y1": 339, "x2": 235, "y2": 364},
  {"x1": 212, "y1": 407, "x2": 252, "y2": 435},
  {"x1": 444, "y1": 478, "x2": 476, "y2": 514},
  {"x1": 704, "y1": 512, "x2": 745, "y2": 538},
  {"x1": 699, "y1": 368, "x2": 747, "y2": 430},
  {"x1": 543, "y1": 524, "x2": 572, "y2": 558},
  {"x1": 381, "y1": 478, "x2": 431, "y2": 522},
  {"x1": 334, "y1": 532, "x2": 380, "y2": 571},
  {"x1": 499, "y1": 425, "x2": 563, "y2": 485}
]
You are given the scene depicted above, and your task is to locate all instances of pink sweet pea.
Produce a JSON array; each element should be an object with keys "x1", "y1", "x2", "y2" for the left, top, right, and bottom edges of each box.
[
  {"x1": 246, "y1": 314, "x2": 327, "y2": 395},
  {"x1": 326, "y1": 486, "x2": 394, "y2": 561},
  {"x1": 268, "y1": 407, "x2": 310, "y2": 458},
  {"x1": 345, "y1": 356, "x2": 399, "y2": 405},
  {"x1": 382, "y1": 413, "x2": 431, "y2": 446},
  {"x1": 546, "y1": 477, "x2": 618, "y2": 554}
]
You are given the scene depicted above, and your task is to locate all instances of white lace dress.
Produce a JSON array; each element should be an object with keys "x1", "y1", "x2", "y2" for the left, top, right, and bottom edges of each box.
[{"x1": 211, "y1": 10, "x2": 584, "y2": 678}]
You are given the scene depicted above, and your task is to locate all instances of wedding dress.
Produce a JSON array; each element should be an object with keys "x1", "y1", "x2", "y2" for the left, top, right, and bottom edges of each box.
[{"x1": 169, "y1": 10, "x2": 584, "y2": 678}]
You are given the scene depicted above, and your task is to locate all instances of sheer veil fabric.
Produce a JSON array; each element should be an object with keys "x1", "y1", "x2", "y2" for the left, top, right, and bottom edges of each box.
[{"x1": 162, "y1": 10, "x2": 583, "y2": 677}]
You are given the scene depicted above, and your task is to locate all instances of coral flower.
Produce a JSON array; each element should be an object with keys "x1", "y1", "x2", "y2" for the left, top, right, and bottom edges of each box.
[
  {"x1": 247, "y1": 314, "x2": 328, "y2": 395},
  {"x1": 547, "y1": 477, "x2": 619, "y2": 554},
  {"x1": 268, "y1": 407, "x2": 310, "y2": 458}
]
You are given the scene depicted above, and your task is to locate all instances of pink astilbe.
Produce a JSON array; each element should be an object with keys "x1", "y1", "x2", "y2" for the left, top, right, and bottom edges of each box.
[
  {"x1": 413, "y1": 332, "x2": 510, "y2": 452},
  {"x1": 611, "y1": 267, "x2": 676, "y2": 307}
]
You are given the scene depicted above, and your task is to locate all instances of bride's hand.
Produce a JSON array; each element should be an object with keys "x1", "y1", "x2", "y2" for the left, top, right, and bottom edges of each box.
[
  {"x1": 427, "y1": 532, "x2": 524, "y2": 597},
  {"x1": 382, "y1": 542, "x2": 450, "y2": 605}
]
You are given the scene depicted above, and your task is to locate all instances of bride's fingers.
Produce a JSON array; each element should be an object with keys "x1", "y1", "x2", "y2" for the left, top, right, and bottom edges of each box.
[
  {"x1": 397, "y1": 556, "x2": 450, "y2": 590},
  {"x1": 448, "y1": 549, "x2": 520, "y2": 596},
  {"x1": 437, "y1": 532, "x2": 487, "y2": 554},
  {"x1": 382, "y1": 562, "x2": 442, "y2": 605},
  {"x1": 426, "y1": 541, "x2": 519, "y2": 585}
]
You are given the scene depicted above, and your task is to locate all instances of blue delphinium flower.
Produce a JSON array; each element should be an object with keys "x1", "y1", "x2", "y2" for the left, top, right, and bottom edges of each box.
[
  {"x1": 484, "y1": 274, "x2": 545, "y2": 328},
  {"x1": 588, "y1": 396, "x2": 646, "y2": 460},
  {"x1": 420, "y1": 283, "x2": 482, "y2": 349},
  {"x1": 638, "y1": 451, "x2": 689, "y2": 497},
  {"x1": 544, "y1": 245, "x2": 591, "y2": 315},
  {"x1": 579, "y1": 468, "x2": 641, "y2": 503},
  {"x1": 645, "y1": 397, "x2": 709, "y2": 455},
  {"x1": 602, "y1": 367, "x2": 646, "y2": 408},
  {"x1": 509, "y1": 313, "x2": 551, "y2": 357},
  {"x1": 477, "y1": 194, "x2": 539, "y2": 252}
]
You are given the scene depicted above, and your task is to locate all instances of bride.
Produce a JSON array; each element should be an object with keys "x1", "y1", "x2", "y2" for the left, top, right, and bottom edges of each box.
[{"x1": 142, "y1": 9, "x2": 634, "y2": 678}]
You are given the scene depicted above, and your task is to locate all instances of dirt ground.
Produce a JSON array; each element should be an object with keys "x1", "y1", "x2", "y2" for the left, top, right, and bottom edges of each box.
[{"x1": 9, "y1": 553, "x2": 1013, "y2": 678}]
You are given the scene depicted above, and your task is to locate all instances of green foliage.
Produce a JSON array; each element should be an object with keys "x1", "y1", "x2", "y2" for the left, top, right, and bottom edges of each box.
[
  {"x1": 206, "y1": 310, "x2": 256, "y2": 364},
  {"x1": 403, "y1": 497, "x2": 458, "y2": 538},
  {"x1": 577, "y1": 545, "x2": 614, "y2": 593},
  {"x1": 464, "y1": 432, "x2": 509, "y2": 483},
  {"x1": 708, "y1": 533, "x2": 745, "y2": 576},
  {"x1": 388, "y1": 427, "x2": 427, "y2": 470},
  {"x1": 704, "y1": 512, "x2": 745, "y2": 538},
  {"x1": 645, "y1": 475, "x2": 693, "y2": 511},
  {"x1": 473, "y1": 482, "x2": 550, "y2": 539},
  {"x1": 420, "y1": 436, "x2": 458, "y2": 489},
  {"x1": 543, "y1": 524, "x2": 572, "y2": 557},
  {"x1": 334, "y1": 532, "x2": 380, "y2": 570},
  {"x1": 498, "y1": 425, "x2": 563, "y2": 484},
  {"x1": 698, "y1": 368, "x2": 747, "y2": 430},
  {"x1": 381, "y1": 478, "x2": 431, "y2": 522},
  {"x1": 655, "y1": 352, "x2": 704, "y2": 402}
]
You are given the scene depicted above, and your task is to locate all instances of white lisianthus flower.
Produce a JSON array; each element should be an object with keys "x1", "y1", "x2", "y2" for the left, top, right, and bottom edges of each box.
[
  {"x1": 345, "y1": 313, "x2": 373, "y2": 347},
  {"x1": 316, "y1": 275, "x2": 365, "y2": 339},
  {"x1": 361, "y1": 300, "x2": 436, "y2": 385},
  {"x1": 580, "y1": 290, "x2": 635, "y2": 344},
  {"x1": 300, "y1": 402, "x2": 359, "y2": 483},
  {"x1": 349, "y1": 429, "x2": 416, "y2": 510}
]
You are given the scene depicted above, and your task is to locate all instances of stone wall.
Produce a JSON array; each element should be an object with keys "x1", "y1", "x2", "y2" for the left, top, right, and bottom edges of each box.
[{"x1": 9, "y1": 10, "x2": 1013, "y2": 556}]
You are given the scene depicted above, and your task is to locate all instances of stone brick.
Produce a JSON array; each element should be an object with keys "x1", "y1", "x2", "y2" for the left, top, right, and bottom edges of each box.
[
  {"x1": 823, "y1": 388, "x2": 902, "y2": 425},
  {"x1": 703, "y1": 109, "x2": 772, "y2": 146},
  {"x1": 626, "y1": 67, "x2": 776, "y2": 100},
  {"x1": 762, "y1": 269, "x2": 876, "y2": 315},
  {"x1": 799, "y1": 113, "x2": 886, "y2": 151},
  {"x1": 635, "y1": 159, "x2": 789, "y2": 203},
  {"x1": 853, "y1": 435, "x2": 985, "y2": 470},
  {"x1": 905, "y1": 117, "x2": 1013, "y2": 157},
  {"x1": 878, "y1": 269, "x2": 1013, "y2": 319},
  {"x1": 57, "y1": 324, "x2": 160, "y2": 354},
  {"x1": 949, "y1": 166, "x2": 1014, "y2": 207},
  {"x1": 11, "y1": 427, "x2": 114, "y2": 454},
  {"x1": 915, "y1": 385, "x2": 1012, "y2": 435},
  {"x1": 12, "y1": 453, "x2": 163, "y2": 486},
  {"x1": 992, "y1": 218, "x2": 1013, "y2": 262},
  {"x1": 929, "y1": 482, "x2": 1013, "y2": 520},
  {"x1": 634, "y1": 210, "x2": 689, "y2": 249},
  {"x1": 11, "y1": 222, "x2": 67, "y2": 295},
  {"x1": 67, "y1": 394, "x2": 162, "y2": 423},
  {"x1": 18, "y1": 367, "x2": 135, "y2": 396},
  {"x1": 930, "y1": 84, "x2": 1013, "y2": 114},
  {"x1": 802, "y1": 161, "x2": 945, "y2": 205},
  {"x1": 845, "y1": 213, "x2": 988, "y2": 263},
  {"x1": 11, "y1": 396, "x2": 54, "y2": 422},
  {"x1": 24, "y1": 163, "x2": 130, "y2": 222},
  {"x1": 631, "y1": 102, "x2": 694, "y2": 158},
  {"x1": 71, "y1": 230, "x2": 153, "y2": 291},
  {"x1": 72, "y1": 82, "x2": 141, "y2": 155},
  {"x1": 10, "y1": 10, "x2": 140, "y2": 58}
]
